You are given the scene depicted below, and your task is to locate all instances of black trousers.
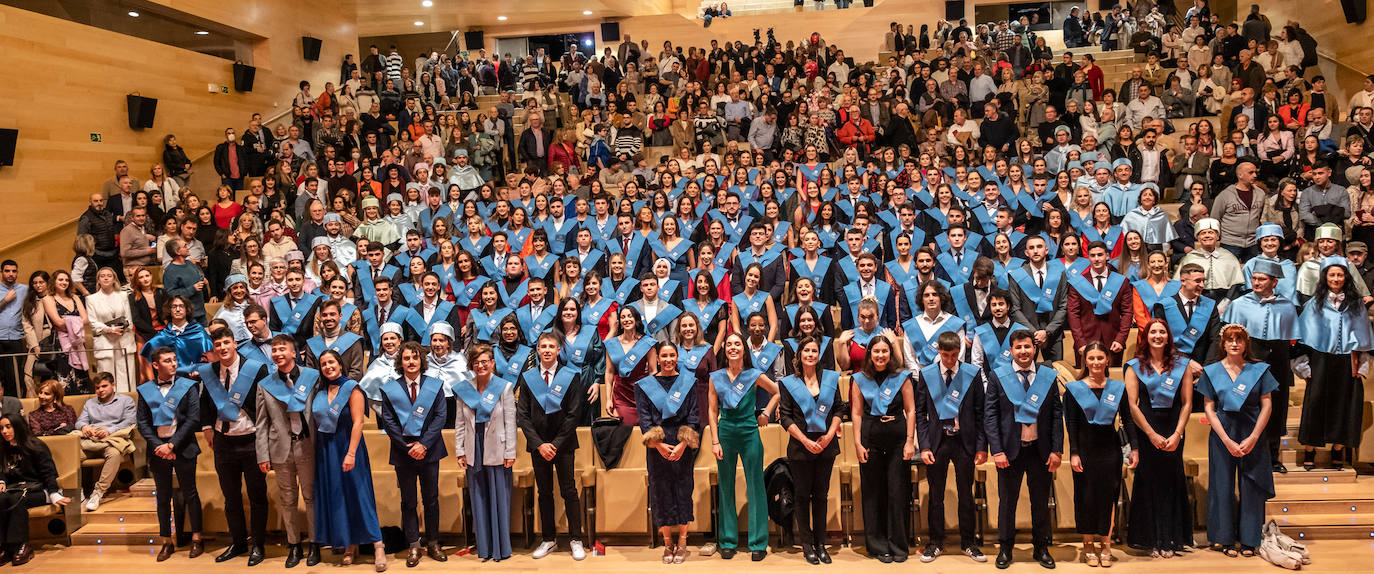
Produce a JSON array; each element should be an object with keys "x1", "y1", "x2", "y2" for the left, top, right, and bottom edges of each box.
[
  {"x1": 790, "y1": 454, "x2": 836, "y2": 547},
  {"x1": 213, "y1": 432, "x2": 269, "y2": 546},
  {"x1": 150, "y1": 454, "x2": 202, "y2": 538},
  {"x1": 396, "y1": 460, "x2": 441, "y2": 545},
  {"x1": 859, "y1": 417, "x2": 909, "y2": 558},
  {"x1": 0, "y1": 489, "x2": 46, "y2": 546},
  {"x1": 531, "y1": 450, "x2": 582, "y2": 541},
  {"x1": 0, "y1": 339, "x2": 24, "y2": 398},
  {"x1": 996, "y1": 440, "x2": 1053, "y2": 549},
  {"x1": 926, "y1": 437, "x2": 977, "y2": 549}
]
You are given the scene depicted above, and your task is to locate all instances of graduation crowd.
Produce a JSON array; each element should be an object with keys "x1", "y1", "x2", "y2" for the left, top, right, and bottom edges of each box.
[{"x1": 1, "y1": 3, "x2": 1370, "y2": 572}]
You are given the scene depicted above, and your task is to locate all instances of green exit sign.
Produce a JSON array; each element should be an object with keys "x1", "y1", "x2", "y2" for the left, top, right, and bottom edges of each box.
[
  {"x1": 89, "y1": 133, "x2": 102, "y2": 143},
  {"x1": 221, "y1": 86, "x2": 229, "y2": 94}
]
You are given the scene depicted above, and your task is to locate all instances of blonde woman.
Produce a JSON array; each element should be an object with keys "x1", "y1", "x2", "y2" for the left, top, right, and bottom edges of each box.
[{"x1": 87, "y1": 267, "x2": 137, "y2": 391}]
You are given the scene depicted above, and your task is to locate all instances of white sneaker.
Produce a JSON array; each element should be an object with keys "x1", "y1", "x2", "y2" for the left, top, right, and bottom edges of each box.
[
  {"x1": 85, "y1": 491, "x2": 102, "y2": 511},
  {"x1": 570, "y1": 540, "x2": 586, "y2": 561},
  {"x1": 532, "y1": 540, "x2": 557, "y2": 559}
]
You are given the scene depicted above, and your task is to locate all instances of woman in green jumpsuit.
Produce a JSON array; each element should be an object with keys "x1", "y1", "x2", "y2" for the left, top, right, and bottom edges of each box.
[{"x1": 708, "y1": 332, "x2": 780, "y2": 561}]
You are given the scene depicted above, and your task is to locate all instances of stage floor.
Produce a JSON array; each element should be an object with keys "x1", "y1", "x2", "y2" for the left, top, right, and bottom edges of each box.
[{"x1": 13, "y1": 540, "x2": 1370, "y2": 572}]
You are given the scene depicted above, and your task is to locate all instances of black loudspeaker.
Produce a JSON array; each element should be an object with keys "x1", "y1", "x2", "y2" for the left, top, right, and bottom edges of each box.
[
  {"x1": 126, "y1": 95, "x2": 157, "y2": 130},
  {"x1": 1342, "y1": 0, "x2": 1367, "y2": 23},
  {"x1": 0, "y1": 128, "x2": 16, "y2": 167},
  {"x1": 464, "y1": 31, "x2": 484, "y2": 51},
  {"x1": 600, "y1": 22, "x2": 620, "y2": 43},
  {"x1": 302, "y1": 36, "x2": 322, "y2": 61},
  {"x1": 233, "y1": 62, "x2": 256, "y2": 92},
  {"x1": 945, "y1": 1, "x2": 965, "y2": 20}
]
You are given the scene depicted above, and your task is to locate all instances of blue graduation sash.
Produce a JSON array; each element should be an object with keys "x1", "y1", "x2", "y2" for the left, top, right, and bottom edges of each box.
[
  {"x1": 1066, "y1": 379, "x2": 1126, "y2": 425},
  {"x1": 307, "y1": 332, "x2": 363, "y2": 362},
  {"x1": 902, "y1": 315, "x2": 964, "y2": 365},
  {"x1": 607, "y1": 233, "x2": 649, "y2": 271},
  {"x1": 843, "y1": 281, "x2": 890, "y2": 324},
  {"x1": 737, "y1": 243, "x2": 785, "y2": 269},
  {"x1": 974, "y1": 322, "x2": 1030, "y2": 369},
  {"x1": 581, "y1": 296, "x2": 615, "y2": 329},
  {"x1": 397, "y1": 282, "x2": 423, "y2": 306},
  {"x1": 771, "y1": 221, "x2": 791, "y2": 245},
  {"x1": 507, "y1": 227, "x2": 532, "y2": 253},
  {"x1": 780, "y1": 370, "x2": 840, "y2": 432},
  {"x1": 1082, "y1": 225, "x2": 1123, "y2": 251},
  {"x1": 350, "y1": 260, "x2": 389, "y2": 307},
  {"x1": 833, "y1": 255, "x2": 859, "y2": 282},
  {"x1": 733, "y1": 291, "x2": 770, "y2": 321},
  {"x1": 1065, "y1": 271, "x2": 1127, "y2": 315},
  {"x1": 522, "y1": 367, "x2": 575, "y2": 414},
  {"x1": 517, "y1": 304, "x2": 558, "y2": 343},
  {"x1": 922, "y1": 207, "x2": 950, "y2": 230},
  {"x1": 679, "y1": 345, "x2": 712, "y2": 372},
  {"x1": 1127, "y1": 357, "x2": 1190, "y2": 408},
  {"x1": 199, "y1": 359, "x2": 264, "y2": 422},
  {"x1": 1204, "y1": 362, "x2": 1270, "y2": 413},
  {"x1": 469, "y1": 307, "x2": 513, "y2": 341},
  {"x1": 637, "y1": 372, "x2": 696, "y2": 419},
  {"x1": 380, "y1": 375, "x2": 444, "y2": 436},
  {"x1": 1131, "y1": 279, "x2": 1180, "y2": 312},
  {"x1": 578, "y1": 249, "x2": 605, "y2": 274},
  {"x1": 850, "y1": 325, "x2": 883, "y2": 348},
  {"x1": 749, "y1": 341, "x2": 783, "y2": 373},
  {"x1": 852, "y1": 371, "x2": 908, "y2": 416},
  {"x1": 920, "y1": 362, "x2": 979, "y2": 420},
  {"x1": 993, "y1": 364, "x2": 1059, "y2": 424},
  {"x1": 885, "y1": 259, "x2": 920, "y2": 289},
  {"x1": 682, "y1": 299, "x2": 725, "y2": 327},
  {"x1": 560, "y1": 329, "x2": 597, "y2": 367},
  {"x1": 606, "y1": 336, "x2": 654, "y2": 376},
  {"x1": 453, "y1": 377, "x2": 512, "y2": 423},
  {"x1": 638, "y1": 302, "x2": 682, "y2": 336},
  {"x1": 1009, "y1": 262, "x2": 1065, "y2": 314},
  {"x1": 611, "y1": 278, "x2": 640, "y2": 306},
  {"x1": 419, "y1": 205, "x2": 453, "y2": 234},
  {"x1": 951, "y1": 288, "x2": 979, "y2": 329},
  {"x1": 493, "y1": 345, "x2": 531, "y2": 381},
  {"x1": 1064, "y1": 257, "x2": 1090, "y2": 277},
  {"x1": 711, "y1": 368, "x2": 761, "y2": 410},
  {"x1": 311, "y1": 379, "x2": 359, "y2": 434},
  {"x1": 458, "y1": 235, "x2": 489, "y2": 258},
  {"x1": 258, "y1": 367, "x2": 317, "y2": 413},
  {"x1": 544, "y1": 219, "x2": 578, "y2": 253},
  {"x1": 1159, "y1": 296, "x2": 1216, "y2": 354},
  {"x1": 272, "y1": 293, "x2": 321, "y2": 335},
  {"x1": 496, "y1": 278, "x2": 528, "y2": 308},
  {"x1": 787, "y1": 252, "x2": 831, "y2": 287},
  {"x1": 936, "y1": 252, "x2": 972, "y2": 284},
  {"x1": 137, "y1": 378, "x2": 197, "y2": 427},
  {"x1": 238, "y1": 339, "x2": 270, "y2": 365},
  {"x1": 650, "y1": 236, "x2": 695, "y2": 264}
]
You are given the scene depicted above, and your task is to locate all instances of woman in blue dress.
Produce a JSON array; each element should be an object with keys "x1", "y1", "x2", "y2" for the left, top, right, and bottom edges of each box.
[
  {"x1": 310, "y1": 350, "x2": 385, "y2": 570},
  {"x1": 636, "y1": 342, "x2": 701, "y2": 563},
  {"x1": 454, "y1": 344, "x2": 517, "y2": 561}
]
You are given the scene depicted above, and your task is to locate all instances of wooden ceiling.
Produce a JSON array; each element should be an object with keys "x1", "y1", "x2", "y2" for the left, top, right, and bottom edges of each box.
[{"x1": 352, "y1": 0, "x2": 672, "y2": 37}]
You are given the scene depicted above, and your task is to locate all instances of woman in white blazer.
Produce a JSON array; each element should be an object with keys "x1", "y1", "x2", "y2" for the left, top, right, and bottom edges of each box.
[
  {"x1": 453, "y1": 343, "x2": 517, "y2": 561},
  {"x1": 85, "y1": 267, "x2": 136, "y2": 391}
]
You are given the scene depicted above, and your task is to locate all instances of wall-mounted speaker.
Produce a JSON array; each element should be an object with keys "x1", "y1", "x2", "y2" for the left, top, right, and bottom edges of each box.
[
  {"x1": 0, "y1": 129, "x2": 16, "y2": 167},
  {"x1": 126, "y1": 95, "x2": 157, "y2": 130},
  {"x1": 1342, "y1": 0, "x2": 1367, "y2": 23},
  {"x1": 600, "y1": 22, "x2": 620, "y2": 43},
  {"x1": 302, "y1": 36, "x2": 322, "y2": 61},
  {"x1": 233, "y1": 62, "x2": 256, "y2": 92},
  {"x1": 464, "y1": 31, "x2": 485, "y2": 51},
  {"x1": 945, "y1": 1, "x2": 965, "y2": 20}
]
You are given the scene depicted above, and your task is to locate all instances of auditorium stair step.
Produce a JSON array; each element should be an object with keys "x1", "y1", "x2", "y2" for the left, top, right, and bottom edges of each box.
[
  {"x1": 71, "y1": 483, "x2": 169, "y2": 546},
  {"x1": 1269, "y1": 477, "x2": 1374, "y2": 540},
  {"x1": 71, "y1": 523, "x2": 163, "y2": 546},
  {"x1": 80, "y1": 495, "x2": 161, "y2": 526},
  {"x1": 1273, "y1": 468, "x2": 1359, "y2": 485},
  {"x1": 127, "y1": 477, "x2": 158, "y2": 498}
]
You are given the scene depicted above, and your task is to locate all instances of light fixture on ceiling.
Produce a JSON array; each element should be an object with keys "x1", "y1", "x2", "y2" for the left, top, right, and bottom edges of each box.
[
  {"x1": 414, "y1": 21, "x2": 424, "y2": 26},
  {"x1": 583, "y1": 38, "x2": 593, "y2": 47},
  {"x1": 497, "y1": 15, "x2": 508, "y2": 21},
  {"x1": 583, "y1": 10, "x2": 593, "y2": 15},
  {"x1": 127, "y1": 11, "x2": 140, "y2": 17},
  {"x1": 195, "y1": 30, "x2": 209, "y2": 35},
  {"x1": 422, "y1": 0, "x2": 433, "y2": 6}
]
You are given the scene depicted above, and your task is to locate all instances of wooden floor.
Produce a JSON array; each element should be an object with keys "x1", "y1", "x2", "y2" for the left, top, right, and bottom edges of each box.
[{"x1": 13, "y1": 540, "x2": 1372, "y2": 573}]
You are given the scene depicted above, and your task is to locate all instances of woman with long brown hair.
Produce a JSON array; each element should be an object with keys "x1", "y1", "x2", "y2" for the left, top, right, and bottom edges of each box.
[{"x1": 1066, "y1": 342, "x2": 1138, "y2": 566}]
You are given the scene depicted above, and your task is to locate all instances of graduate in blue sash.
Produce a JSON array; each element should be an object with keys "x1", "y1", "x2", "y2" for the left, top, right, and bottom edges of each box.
[
  {"x1": 1197, "y1": 326, "x2": 1280, "y2": 558},
  {"x1": 1065, "y1": 343, "x2": 1138, "y2": 567},
  {"x1": 970, "y1": 289, "x2": 1029, "y2": 372},
  {"x1": 554, "y1": 299, "x2": 606, "y2": 426},
  {"x1": 373, "y1": 340, "x2": 449, "y2": 565},
  {"x1": 782, "y1": 304, "x2": 835, "y2": 375},
  {"x1": 935, "y1": 224, "x2": 978, "y2": 285},
  {"x1": 464, "y1": 282, "x2": 513, "y2": 347},
  {"x1": 358, "y1": 324, "x2": 403, "y2": 400},
  {"x1": 730, "y1": 263, "x2": 778, "y2": 341},
  {"x1": 898, "y1": 281, "x2": 966, "y2": 367},
  {"x1": 1222, "y1": 260, "x2": 1299, "y2": 471},
  {"x1": 252, "y1": 334, "x2": 321, "y2": 566},
  {"x1": 1006, "y1": 236, "x2": 1069, "y2": 362},
  {"x1": 303, "y1": 300, "x2": 366, "y2": 382},
  {"x1": 730, "y1": 222, "x2": 788, "y2": 303},
  {"x1": 840, "y1": 253, "x2": 905, "y2": 330},
  {"x1": 984, "y1": 330, "x2": 1062, "y2": 569},
  {"x1": 708, "y1": 333, "x2": 780, "y2": 561},
  {"x1": 140, "y1": 295, "x2": 213, "y2": 367},
  {"x1": 1294, "y1": 256, "x2": 1374, "y2": 470},
  {"x1": 847, "y1": 334, "x2": 914, "y2": 563},
  {"x1": 578, "y1": 271, "x2": 618, "y2": 338},
  {"x1": 635, "y1": 342, "x2": 702, "y2": 563},
  {"x1": 788, "y1": 230, "x2": 835, "y2": 303},
  {"x1": 606, "y1": 306, "x2": 656, "y2": 425},
  {"x1": 453, "y1": 344, "x2": 518, "y2": 561},
  {"x1": 777, "y1": 336, "x2": 845, "y2": 565},
  {"x1": 516, "y1": 334, "x2": 588, "y2": 560},
  {"x1": 1150, "y1": 263, "x2": 1221, "y2": 364},
  {"x1": 913, "y1": 332, "x2": 988, "y2": 564},
  {"x1": 1129, "y1": 251, "x2": 1180, "y2": 331},
  {"x1": 627, "y1": 273, "x2": 682, "y2": 344},
  {"x1": 1066, "y1": 240, "x2": 1133, "y2": 365},
  {"x1": 1124, "y1": 320, "x2": 1199, "y2": 557},
  {"x1": 683, "y1": 271, "x2": 729, "y2": 349},
  {"x1": 269, "y1": 269, "x2": 321, "y2": 348},
  {"x1": 135, "y1": 346, "x2": 204, "y2": 562},
  {"x1": 492, "y1": 314, "x2": 533, "y2": 382},
  {"x1": 309, "y1": 350, "x2": 385, "y2": 569},
  {"x1": 195, "y1": 327, "x2": 271, "y2": 565}
]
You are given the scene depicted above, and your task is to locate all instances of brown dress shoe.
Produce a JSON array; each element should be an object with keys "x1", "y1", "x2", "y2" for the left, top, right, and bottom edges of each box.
[
  {"x1": 188, "y1": 539, "x2": 204, "y2": 558},
  {"x1": 10, "y1": 544, "x2": 32, "y2": 566},
  {"x1": 406, "y1": 546, "x2": 421, "y2": 568},
  {"x1": 156, "y1": 543, "x2": 176, "y2": 562},
  {"x1": 426, "y1": 542, "x2": 447, "y2": 562}
]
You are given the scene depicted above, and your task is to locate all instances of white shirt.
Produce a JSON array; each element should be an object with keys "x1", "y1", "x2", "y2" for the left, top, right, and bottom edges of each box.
[
  {"x1": 1139, "y1": 147, "x2": 1161, "y2": 183},
  {"x1": 422, "y1": 297, "x2": 440, "y2": 322},
  {"x1": 209, "y1": 355, "x2": 257, "y2": 436}
]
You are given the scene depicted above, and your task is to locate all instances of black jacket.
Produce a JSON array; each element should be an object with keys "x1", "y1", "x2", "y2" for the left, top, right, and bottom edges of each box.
[
  {"x1": 137, "y1": 380, "x2": 203, "y2": 459},
  {"x1": 984, "y1": 362, "x2": 1063, "y2": 462},
  {"x1": 915, "y1": 364, "x2": 987, "y2": 456},
  {"x1": 372, "y1": 377, "x2": 449, "y2": 465},
  {"x1": 213, "y1": 142, "x2": 249, "y2": 178},
  {"x1": 515, "y1": 365, "x2": 586, "y2": 454}
]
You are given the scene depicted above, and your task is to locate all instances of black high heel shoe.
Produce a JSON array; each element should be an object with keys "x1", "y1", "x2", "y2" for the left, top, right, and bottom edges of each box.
[{"x1": 1300, "y1": 449, "x2": 1316, "y2": 471}]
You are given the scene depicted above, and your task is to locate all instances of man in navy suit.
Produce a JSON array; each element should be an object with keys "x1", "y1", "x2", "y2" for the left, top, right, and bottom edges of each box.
[
  {"x1": 136, "y1": 346, "x2": 205, "y2": 562},
  {"x1": 915, "y1": 332, "x2": 989, "y2": 563},
  {"x1": 984, "y1": 330, "x2": 1062, "y2": 570},
  {"x1": 839, "y1": 253, "x2": 907, "y2": 329},
  {"x1": 373, "y1": 340, "x2": 450, "y2": 566}
]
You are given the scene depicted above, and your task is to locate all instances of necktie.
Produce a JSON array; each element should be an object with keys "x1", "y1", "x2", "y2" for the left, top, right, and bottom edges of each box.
[
  {"x1": 945, "y1": 369, "x2": 955, "y2": 387},
  {"x1": 1035, "y1": 269, "x2": 1043, "y2": 288},
  {"x1": 1018, "y1": 369, "x2": 1032, "y2": 391},
  {"x1": 410, "y1": 381, "x2": 419, "y2": 403},
  {"x1": 379, "y1": 305, "x2": 388, "y2": 325},
  {"x1": 1095, "y1": 275, "x2": 1104, "y2": 291},
  {"x1": 545, "y1": 370, "x2": 553, "y2": 387},
  {"x1": 1184, "y1": 300, "x2": 1195, "y2": 321},
  {"x1": 955, "y1": 252, "x2": 963, "y2": 266}
]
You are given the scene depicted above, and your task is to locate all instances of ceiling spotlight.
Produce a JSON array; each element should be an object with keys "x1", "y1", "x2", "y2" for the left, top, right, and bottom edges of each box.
[
  {"x1": 414, "y1": 21, "x2": 424, "y2": 26},
  {"x1": 127, "y1": 11, "x2": 140, "y2": 17},
  {"x1": 497, "y1": 15, "x2": 508, "y2": 21},
  {"x1": 583, "y1": 38, "x2": 593, "y2": 47},
  {"x1": 583, "y1": 10, "x2": 593, "y2": 15},
  {"x1": 422, "y1": 0, "x2": 433, "y2": 6},
  {"x1": 195, "y1": 30, "x2": 209, "y2": 35}
]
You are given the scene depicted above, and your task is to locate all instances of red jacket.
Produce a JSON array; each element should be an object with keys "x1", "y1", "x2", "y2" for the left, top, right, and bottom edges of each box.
[
  {"x1": 1066, "y1": 268, "x2": 1134, "y2": 354},
  {"x1": 836, "y1": 118, "x2": 876, "y2": 147}
]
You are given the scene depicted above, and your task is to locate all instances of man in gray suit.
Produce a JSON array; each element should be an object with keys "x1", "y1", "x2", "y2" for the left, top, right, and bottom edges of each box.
[
  {"x1": 254, "y1": 335, "x2": 320, "y2": 568},
  {"x1": 1007, "y1": 236, "x2": 1069, "y2": 362}
]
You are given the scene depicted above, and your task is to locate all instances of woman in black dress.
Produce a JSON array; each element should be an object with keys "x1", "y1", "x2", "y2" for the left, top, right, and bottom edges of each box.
[
  {"x1": 635, "y1": 342, "x2": 702, "y2": 564},
  {"x1": 778, "y1": 336, "x2": 845, "y2": 565},
  {"x1": 1124, "y1": 320, "x2": 1199, "y2": 558},
  {"x1": 848, "y1": 334, "x2": 915, "y2": 563},
  {"x1": 1065, "y1": 342, "x2": 1138, "y2": 567}
]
